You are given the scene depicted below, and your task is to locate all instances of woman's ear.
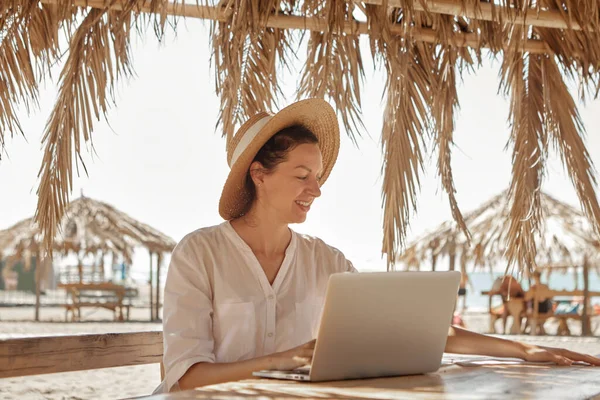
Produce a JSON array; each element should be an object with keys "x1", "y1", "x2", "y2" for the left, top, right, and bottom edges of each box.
[{"x1": 249, "y1": 161, "x2": 266, "y2": 187}]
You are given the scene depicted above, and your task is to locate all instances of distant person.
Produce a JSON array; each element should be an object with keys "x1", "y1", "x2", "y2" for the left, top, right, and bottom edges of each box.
[
  {"x1": 155, "y1": 99, "x2": 600, "y2": 393},
  {"x1": 490, "y1": 275, "x2": 525, "y2": 300},
  {"x1": 525, "y1": 270, "x2": 553, "y2": 314}
]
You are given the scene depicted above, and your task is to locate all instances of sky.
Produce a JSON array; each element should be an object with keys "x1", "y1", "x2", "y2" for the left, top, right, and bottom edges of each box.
[{"x1": 1, "y1": 18, "x2": 599, "y2": 275}]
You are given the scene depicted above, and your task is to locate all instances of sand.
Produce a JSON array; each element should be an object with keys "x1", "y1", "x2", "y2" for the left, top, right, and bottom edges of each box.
[{"x1": 1, "y1": 306, "x2": 600, "y2": 400}]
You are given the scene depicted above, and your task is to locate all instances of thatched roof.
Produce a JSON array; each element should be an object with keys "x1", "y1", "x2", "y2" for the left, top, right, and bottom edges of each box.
[
  {"x1": 398, "y1": 190, "x2": 600, "y2": 273},
  {"x1": 2, "y1": 1, "x2": 600, "y2": 270},
  {"x1": 0, "y1": 195, "x2": 176, "y2": 265}
]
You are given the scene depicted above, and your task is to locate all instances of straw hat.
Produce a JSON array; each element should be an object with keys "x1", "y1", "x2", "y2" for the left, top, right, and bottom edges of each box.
[{"x1": 219, "y1": 98, "x2": 340, "y2": 220}]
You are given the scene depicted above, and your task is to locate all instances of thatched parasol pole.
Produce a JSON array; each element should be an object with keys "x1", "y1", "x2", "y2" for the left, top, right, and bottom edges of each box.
[
  {"x1": 156, "y1": 253, "x2": 162, "y2": 321},
  {"x1": 582, "y1": 255, "x2": 591, "y2": 336},
  {"x1": 99, "y1": 252, "x2": 105, "y2": 280},
  {"x1": 34, "y1": 254, "x2": 41, "y2": 322},
  {"x1": 149, "y1": 251, "x2": 154, "y2": 321},
  {"x1": 448, "y1": 239, "x2": 456, "y2": 271},
  {"x1": 459, "y1": 252, "x2": 468, "y2": 283},
  {"x1": 77, "y1": 256, "x2": 83, "y2": 284}
]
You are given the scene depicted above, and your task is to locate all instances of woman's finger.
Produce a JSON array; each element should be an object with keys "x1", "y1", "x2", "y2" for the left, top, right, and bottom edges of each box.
[
  {"x1": 570, "y1": 352, "x2": 600, "y2": 366},
  {"x1": 292, "y1": 356, "x2": 312, "y2": 365},
  {"x1": 555, "y1": 355, "x2": 573, "y2": 366},
  {"x1": 298, "y1": 348, "x2": 314, "y2": 358}
]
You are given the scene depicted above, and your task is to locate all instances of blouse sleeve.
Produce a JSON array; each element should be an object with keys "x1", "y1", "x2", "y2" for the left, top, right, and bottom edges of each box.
[{"x1": 161, "y1": 235, "x2": 216, "y2": 392}]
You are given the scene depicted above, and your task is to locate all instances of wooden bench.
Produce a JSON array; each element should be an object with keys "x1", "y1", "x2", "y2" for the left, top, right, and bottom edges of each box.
[
  {"x1": 58, "y1": 282, "x2": 136, "y2": 322},
  {"x1": 526, "y1": 289, "x2": 600, "y2": 336},
  {"x1": 0, "y1": 331, "x2": 164, "y2": 379}
]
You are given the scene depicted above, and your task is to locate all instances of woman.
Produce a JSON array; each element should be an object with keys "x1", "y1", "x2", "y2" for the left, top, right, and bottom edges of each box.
[{"x1": 157, "y1": 99, "x2": 600, "y2": 393}]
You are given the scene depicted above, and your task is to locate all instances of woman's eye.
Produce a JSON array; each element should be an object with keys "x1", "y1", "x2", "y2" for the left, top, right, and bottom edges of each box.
[{"x1": 297, "y1": 176, "x2": 308, "y2": 181}]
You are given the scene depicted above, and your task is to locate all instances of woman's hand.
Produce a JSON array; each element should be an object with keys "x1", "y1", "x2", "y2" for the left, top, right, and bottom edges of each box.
[
  {"x1": 269, "y1": 339, "x2": 316, "y2": 371},
  {"x1": 522, "y1": 343, "x2": 600, "y2": 366}
]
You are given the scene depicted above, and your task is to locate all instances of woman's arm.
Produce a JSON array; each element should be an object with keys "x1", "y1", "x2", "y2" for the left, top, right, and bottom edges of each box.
[
  {"x1": 179, "y1": 356, "x2": 272, "y2": 390},
  {"x1": 445, "y1": 326, "x2": 600, "y2": 365},
  {"x1": 179, "y1": 340, "x2": 316, "y2": 390}
]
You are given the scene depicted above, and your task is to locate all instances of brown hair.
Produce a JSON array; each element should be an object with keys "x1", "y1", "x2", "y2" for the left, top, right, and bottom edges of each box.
[{"x1": 242, "y1": 124, "x2": 318, "y2": 214}]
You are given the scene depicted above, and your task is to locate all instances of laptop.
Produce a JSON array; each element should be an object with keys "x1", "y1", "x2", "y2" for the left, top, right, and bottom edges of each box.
[{"x1": 253, "y1": 271, "x2": 461, "y2": 382}]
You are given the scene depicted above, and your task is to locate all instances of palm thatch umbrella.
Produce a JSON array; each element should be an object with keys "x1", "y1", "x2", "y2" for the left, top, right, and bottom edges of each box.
[
  {"x1": 2, "y1": 0, "x2": 600, "y2": 275},
  {"x1": 398, "y1": 189, "x2": 600, "y2": 334},
  {"x1": 0, "y1": 195, "x2": 176, "y2": 321}
]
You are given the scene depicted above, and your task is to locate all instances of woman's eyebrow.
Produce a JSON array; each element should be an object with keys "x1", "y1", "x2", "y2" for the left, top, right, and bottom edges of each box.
[{"x1": 295, "y1": 165, "x2": 312, "y2": 172}]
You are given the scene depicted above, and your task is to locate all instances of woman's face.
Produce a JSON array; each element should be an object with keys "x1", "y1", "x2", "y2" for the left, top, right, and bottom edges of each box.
[{"x1": 254, "y1": 143, "x2": 323, "y2": 224}]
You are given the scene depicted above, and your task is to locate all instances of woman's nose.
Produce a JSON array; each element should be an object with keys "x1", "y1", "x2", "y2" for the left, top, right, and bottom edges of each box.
[{"x1": 308, "y1": 178, "x2": 321, "y2": 197}]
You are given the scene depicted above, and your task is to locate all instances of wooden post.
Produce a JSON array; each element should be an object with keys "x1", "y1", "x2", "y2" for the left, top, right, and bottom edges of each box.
[
  {"x1": 448, "y1": 240, "x2": 456, "y2": 271},
  {"x1": 34, "y1": 254, "x2": 41, "y2": 322},
  {"x1": 98, "y1": 252, "x2": 103, "y2": 281},
  {"x1": 530, "y1": 286, "x2": 539, "y2": 336},
  {"x1": 77, "y1": 254, "x2": 83, "y2": 284},
  {"x1": 459, "y1": 252, "x2": 468, "y2": 289},
  {"x1": 91, "y1": 254, "x2": 97, "y2": 282},
  {"x1": 149, "y1": 251, "x2": 154, "y2": 321},
  {"x1": 582, "y1": 256, "x2": 591, "y2": 336},
  {"x1": 156, "y1": 253, "x2": 162, "y2": 321}
]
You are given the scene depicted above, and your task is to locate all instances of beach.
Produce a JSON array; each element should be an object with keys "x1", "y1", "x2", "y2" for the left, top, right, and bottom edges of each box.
[{"x1": 2, "y1": 305, "x2": 600, "y2": 400}]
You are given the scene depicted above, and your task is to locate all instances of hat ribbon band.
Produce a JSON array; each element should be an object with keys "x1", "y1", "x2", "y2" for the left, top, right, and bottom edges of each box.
[{"x1": 229, "y1": 115, "x2": 273, "y2": 167}]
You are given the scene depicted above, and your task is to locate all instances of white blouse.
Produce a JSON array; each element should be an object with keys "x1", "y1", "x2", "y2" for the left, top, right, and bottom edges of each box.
[{"x1": 157, "y1": 221, "x2": 356, "y2": 392}]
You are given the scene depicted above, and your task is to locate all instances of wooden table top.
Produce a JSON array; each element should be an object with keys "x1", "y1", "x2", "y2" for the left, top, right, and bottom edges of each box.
[{"x1": 143, "y1": 355, "x2": 600, "y2": 400}]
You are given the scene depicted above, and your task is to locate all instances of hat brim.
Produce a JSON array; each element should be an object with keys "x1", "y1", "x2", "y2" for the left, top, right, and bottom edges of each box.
[{"x1": 219, "y1": 99, "x2": 340, "y2": 220}]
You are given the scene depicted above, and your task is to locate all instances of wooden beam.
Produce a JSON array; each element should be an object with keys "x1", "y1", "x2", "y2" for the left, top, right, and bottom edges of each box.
[
  {"x1": 365, "y1": 0, "x2": 586, "y2": 31},
  {"x1": 266, "y1": 13, "x2": 548, "y2": 53},
  {"x1": 41, "y1": 0, "x2": 229, "y2": 20},
  {"x1": 0, "y1": 331, "x2": 163, "y2": 378},
  {"x1": 38, "y1": 0, "x2": 549, "y2": 54}
]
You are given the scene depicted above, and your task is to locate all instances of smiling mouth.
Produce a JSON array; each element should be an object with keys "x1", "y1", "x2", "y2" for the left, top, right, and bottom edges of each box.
[{"x1": 295, "y1": 200, "x2": 312, "y2": 207}]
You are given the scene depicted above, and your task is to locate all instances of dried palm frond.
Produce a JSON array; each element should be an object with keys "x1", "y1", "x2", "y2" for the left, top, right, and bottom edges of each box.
[
  {"x1": 381, "y1": 40, "x2": 435, "y2": 270},
  {"x1": 0, "y1": 1, "x2": 62, "y2": 159},
  {"x1": 35, "y1": 8, "x2": 137, "y2": 256},
  {"x1": 297, "y1": 0, "x2": 364, "y2": 143},
  {"x1": 212, "y1": 0, "x2": 288, "y2": 142},
  {"x1": 364, "y1": 0, "x2": 392, "y2": 69},
  {"x1": 459, "y1": 0, "x2": 504, "y2": 56},
  {"x1": 541, "y1": 55, "x2": 600, "y2": 238},
  {"x1": 426, "y1": 14, "x2": 473, "y2": 241},
  {"x1": 2, "y1": 0, "x2": 600, "y2": 278},
  {"x1": 499, "y1": 36, "x2": 548, "y2": 273},
  {"x1": 534, "y1": 23, "x2": 600, "y2": 101},
  {"x1": 431, "y1": 42, "x2": 470, "y2": 242}
]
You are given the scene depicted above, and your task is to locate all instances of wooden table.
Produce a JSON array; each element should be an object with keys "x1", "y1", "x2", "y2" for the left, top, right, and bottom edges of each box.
[{"x1": 143, "y1": 355, "x2": 600, "y2": 399}]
